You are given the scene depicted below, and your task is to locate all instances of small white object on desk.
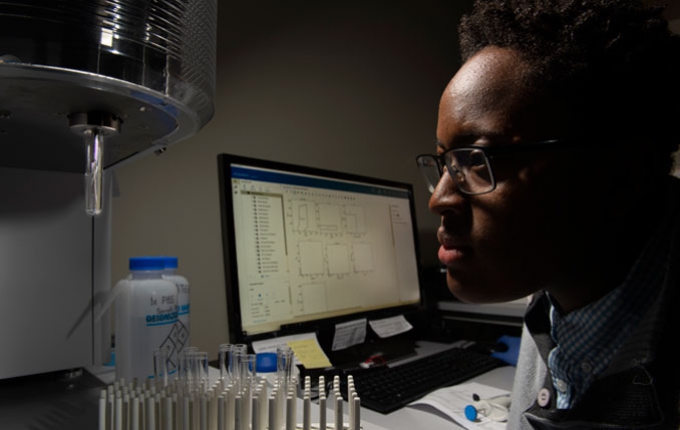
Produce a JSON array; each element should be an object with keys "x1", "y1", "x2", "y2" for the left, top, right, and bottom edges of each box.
[{"x1": 408, "y1": 381, "x2": 511, "y2": 430}]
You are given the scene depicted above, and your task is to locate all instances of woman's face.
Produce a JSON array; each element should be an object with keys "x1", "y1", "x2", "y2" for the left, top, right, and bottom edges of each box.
[{"x1": 429, "y1": 46, "x2": 621, "y2": 306}]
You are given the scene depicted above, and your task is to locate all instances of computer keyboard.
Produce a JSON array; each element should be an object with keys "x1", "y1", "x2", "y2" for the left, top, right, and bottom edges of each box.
[{"x1": 337, "y1": 346, "x2": 505, "y2": 414}]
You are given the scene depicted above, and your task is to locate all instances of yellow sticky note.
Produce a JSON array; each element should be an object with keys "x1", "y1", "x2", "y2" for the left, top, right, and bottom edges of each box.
[{"x1": 287, "y1": 338, "x2": 332, "y2": 369}]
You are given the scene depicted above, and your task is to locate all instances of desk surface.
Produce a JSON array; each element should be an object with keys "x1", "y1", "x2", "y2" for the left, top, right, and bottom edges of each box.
[
  {"x1": 348, "y1": 340, "x2": 516, "y2": 430},
  {"x1": 265, "y1": 340, "x2": 515, "y2": 430},
  {"x1": 357, "y1": 366, "x2": 515, "y2": 430}
]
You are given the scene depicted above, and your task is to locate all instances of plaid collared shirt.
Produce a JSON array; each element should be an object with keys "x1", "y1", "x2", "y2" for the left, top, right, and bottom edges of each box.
[{"x1": 546, "y1": 218, "x2": 670, "y2": 409}]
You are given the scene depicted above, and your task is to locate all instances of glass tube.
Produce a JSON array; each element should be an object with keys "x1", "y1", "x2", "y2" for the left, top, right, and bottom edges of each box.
[
  {"x1": 193, "y1": 351, "x2": 210, "y2": 394},
  {"x1": 84, "y1": 128, "x2": 104, "y2": 216},
  {"x1": 276, "y1": 346, "x2": 294, "y2": 391},
  {"x1": 240, "y1": 353, "x2": 257, "y2": 393},
  {"x1": 178, "y1": 346, "x2": 198, "y2": 396},
  {"x1": 229, "y1": 344, "x2": 248, "y2": 390},
  {"x1": 240, "y1": 353, "x2": 257, "y2": 430},
  {"x1": 153, "y1": 347, "x2": 169, "y2": 389},
  {"x1": 218, "y1": 343, "x2": 233, "y2": 382}
]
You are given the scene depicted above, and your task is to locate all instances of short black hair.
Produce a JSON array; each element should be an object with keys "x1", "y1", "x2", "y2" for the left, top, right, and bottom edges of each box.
[{"x1": 459, "y1": 0, "x2": 680, "y2": 174}]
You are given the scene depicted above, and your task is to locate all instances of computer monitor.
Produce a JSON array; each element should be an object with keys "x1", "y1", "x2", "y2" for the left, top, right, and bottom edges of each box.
[{"x1": 217, "y1": 153, "x2": 424, "y2": 350}]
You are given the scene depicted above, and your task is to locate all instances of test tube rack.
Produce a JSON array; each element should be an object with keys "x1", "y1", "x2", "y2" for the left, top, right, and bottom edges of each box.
[{"x1": 98, "y1": 374, "x2": 362, "y2": 430}]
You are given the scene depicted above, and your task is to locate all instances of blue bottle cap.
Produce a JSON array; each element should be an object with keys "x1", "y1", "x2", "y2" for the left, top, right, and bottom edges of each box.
[
  {"x1": 129, "y1": 256, "x2": 165, "y2": 271},
  {"x1": 162, "y1": 256, "x2": 179, "y2": 269},
  {"x1": 256, "y1": 352, "x2": 277, "y2": 373},
  {"x1": 464, "y1": 404, "x2": 478, "y2": 421}
]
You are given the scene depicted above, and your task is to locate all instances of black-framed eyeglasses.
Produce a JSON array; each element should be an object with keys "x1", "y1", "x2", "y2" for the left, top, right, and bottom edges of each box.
[{"x1": 415, "y1": 139, "x2": 570, "y2": 195}]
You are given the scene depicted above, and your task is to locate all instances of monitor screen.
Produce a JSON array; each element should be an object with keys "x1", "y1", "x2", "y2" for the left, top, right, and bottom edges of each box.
[{"x1": 217, "y1": 154, "x2": 423, "y2": 345}]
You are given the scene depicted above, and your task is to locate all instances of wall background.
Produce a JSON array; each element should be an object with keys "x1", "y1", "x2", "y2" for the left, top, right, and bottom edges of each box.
[
  {"x1": 110, "y1": 1, "x2": 680, "y2": 360},
  {"x1": 110, "y1": 1, "x2": 469, "y2": 359}
]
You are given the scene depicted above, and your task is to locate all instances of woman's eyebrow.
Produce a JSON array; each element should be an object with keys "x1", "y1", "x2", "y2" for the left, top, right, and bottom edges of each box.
[{"x1": 436, "y1": 131, "x2": 506, "y2": 150}]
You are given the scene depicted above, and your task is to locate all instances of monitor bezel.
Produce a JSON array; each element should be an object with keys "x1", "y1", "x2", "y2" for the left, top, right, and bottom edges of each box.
[{"x1": 217, "y1": 153, "x2": 425, "y2": 346}]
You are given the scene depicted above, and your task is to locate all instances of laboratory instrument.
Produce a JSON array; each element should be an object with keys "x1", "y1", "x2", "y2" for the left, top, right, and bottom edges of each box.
[{"x1": 0, "y1": 0, "x2": 216, "y2": 383}]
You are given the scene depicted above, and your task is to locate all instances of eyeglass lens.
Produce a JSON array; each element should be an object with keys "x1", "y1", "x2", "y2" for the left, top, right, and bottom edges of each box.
[{"x1": 417, "y1": 148, "x2": 494, "y2": 194}]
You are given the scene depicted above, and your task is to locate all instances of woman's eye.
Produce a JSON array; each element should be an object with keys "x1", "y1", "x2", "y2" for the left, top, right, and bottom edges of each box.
[{"x1": 469, "y1": 151, "x2": 486, "y2": 167}]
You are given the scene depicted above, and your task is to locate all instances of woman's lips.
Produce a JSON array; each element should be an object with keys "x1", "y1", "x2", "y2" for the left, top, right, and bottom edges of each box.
[
  {"x1": 438, "y1": 244, "x2": 468, "y2": 265},
  {"x1": 437, "y1": 229, "x2": 470, "y2": 265}
]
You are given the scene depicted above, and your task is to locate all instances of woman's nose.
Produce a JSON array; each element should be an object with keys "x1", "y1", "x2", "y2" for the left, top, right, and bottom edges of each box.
[{"x1": 428, "y1": 170, "x2": 462, "y2": 214}]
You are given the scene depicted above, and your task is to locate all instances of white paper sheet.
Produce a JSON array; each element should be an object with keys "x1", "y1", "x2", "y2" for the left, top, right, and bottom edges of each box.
[
  {"x1": 332, "y1": 318, "x2": 367, "y2": 351},
  {"x1": 368, "y1": 314, "x2": 413, "y2": 338},
  {"x1": 408, "y1": 382, "x2": 511, "y2": 430}
]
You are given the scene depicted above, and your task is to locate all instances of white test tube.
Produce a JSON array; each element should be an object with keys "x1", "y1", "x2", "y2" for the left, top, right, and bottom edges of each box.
[
  {"x1": 319, "y1": 393, "x2": 326, "y2": 430},
  {"x1": 108, "y1": 386, "x2": 115, "y2": 430},
  {"x1": 275, "y1": 384, "x2": 285, "y2": 429},
  {"x1": 258, "y1": 382, "x2": 268, "y2": 429},
  {"x1": 303, "y1": 394, "x2": 311, "y2": 430},
  {"x1": 218, "y1": 395, "x2": 226, "y2": 430},
  {"x1": 268, "y1": 395, "x2": 278, "y2": 430},
  {"x1": 115, "y1": 394, "x2": 123, "y2": 430},
  {"x1": 227, "y1": 384, "x2": 236, "y2": 430},
  {"x1": 207, "y1": 389, "x2": 217, "y2": 430},
  {"x1": 234, "y1": 395, "x2": 243, "y2": 430},
  {"x1": 183, "y1": 397, "x2": 191, "y2": 430},
  {"x1": 123, "y1": 393, "x2": 130, "y2": 430},
  {"x1": 146, "y1": 395, "x2": 156, "y2": 430},
  {"x1": 352, "y1": 396, "x2": 361, "y2": 430},
  {"x1": 200, "y1": 395, "x2": 208, "y2": 430},
  {"x1": 348, "y1": 390, "x2": 353, "y2": 429},
  {"x1": 172, "y1": 395, "x2": 179, "y2": 430},
  {"x1": 164, "y1": 396, "x2": 173, "y2": 430},
  {"x1": 286, "y1": 395, "x2": 296, "y2": 430},
  {"x1": 99, "y1": 390, "x2": 107, "y2": 430},
  {"x1": 334, "y1": 394, "x2": 343, "y2": 430},
  {"x1": 155, "y1": 393, "x2": 162, "y2": 430},
  {"x1": 252, "y1": 394, "x2": 260, "y2": 430},
  {"x1": 137, "y1": 391, "x2": 146, "y2": 429},
  {"x1": 131, "y1": 397, "x2": 140, "y2": 430},
  {"x1": 172, "y1": 394, "x2": 180, "y2": 430},
  {"x1": 333, "y1": 375, "x2": 340, "y2": 396}
]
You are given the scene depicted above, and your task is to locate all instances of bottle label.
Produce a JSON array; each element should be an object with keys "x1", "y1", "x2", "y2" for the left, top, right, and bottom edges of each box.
[
  {"x1": 179, "y1": 304, "x2": 190, "y2": 316},
  {"x1": 150, "y1": 309, "x2": 180, "y2": 377},
  {"x1": 146, "y1": 311, "x2": 179, "y2": 326}
]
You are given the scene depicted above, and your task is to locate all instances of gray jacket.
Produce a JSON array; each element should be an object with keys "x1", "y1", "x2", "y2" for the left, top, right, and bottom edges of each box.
[{"x1": 508, "y1": 177, "x2": 680, "y2": 430}]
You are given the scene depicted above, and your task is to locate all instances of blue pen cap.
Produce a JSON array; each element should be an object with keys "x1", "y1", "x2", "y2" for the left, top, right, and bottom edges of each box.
[
  {"x1": 464, "y1": 404, "x2": 479, "y2": 421},
  {"x1": 256, "y1": 352, "x2": 277, "y2": 373},
  {"x1": 129, "y1": 256, "x2": 165, "y2": 271}
]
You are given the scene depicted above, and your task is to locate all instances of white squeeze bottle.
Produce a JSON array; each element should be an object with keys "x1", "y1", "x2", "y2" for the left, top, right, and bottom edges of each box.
[
  {"x1": 115, "y1": 256, "x2": 179, "y2": 382},
  {"x1": 162, "y1": 256, "x2": 190, "y2": 355}
]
